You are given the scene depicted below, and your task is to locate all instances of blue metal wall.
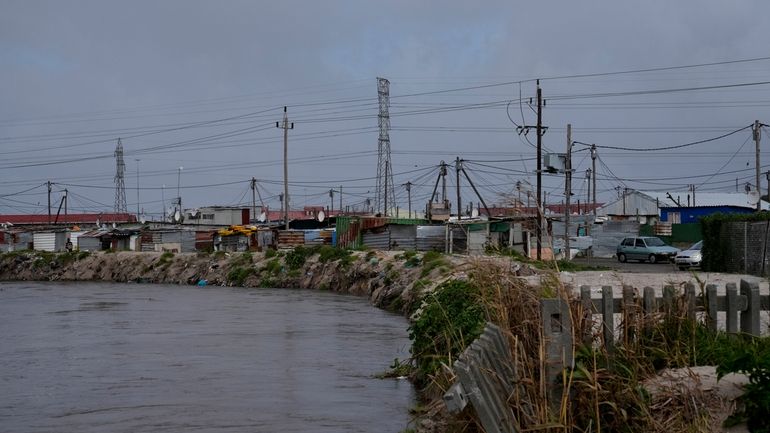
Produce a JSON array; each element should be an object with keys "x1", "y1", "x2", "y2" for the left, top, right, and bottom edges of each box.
[{"x1": 660, "y1": 206, "x2": 754, "y2": 223}]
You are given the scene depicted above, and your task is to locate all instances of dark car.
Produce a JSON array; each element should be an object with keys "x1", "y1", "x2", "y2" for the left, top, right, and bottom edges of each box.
[{"x1": 616, "y1": 236, "x2": 679, "y2": 264}]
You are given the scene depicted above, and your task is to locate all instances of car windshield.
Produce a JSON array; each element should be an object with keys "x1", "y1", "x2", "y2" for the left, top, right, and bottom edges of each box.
[
  {"x1": 690, "y1": 241, "x2": 703, "y2": 250},
  {"x1": 645, "y1": 237, "x2": 666, "y2": 247}
]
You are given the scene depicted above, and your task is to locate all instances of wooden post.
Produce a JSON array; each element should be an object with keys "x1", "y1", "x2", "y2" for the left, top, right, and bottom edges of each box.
[
  {"x1": 726, "y1": 283, "x2": 740, "y2": 334},
  {"x1": 705, "y1": 284, "x2": 718, "y2": 332},
  {"x1": 602, "y1": 286, "x2": 614, "y2": 351}
]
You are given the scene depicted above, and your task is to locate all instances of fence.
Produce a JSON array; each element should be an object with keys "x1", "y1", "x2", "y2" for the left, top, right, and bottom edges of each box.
[
  {"x1": 443, "y1": 323, "x2": 518, "y2": 433},
  {"x1": 444, "y1": 280, "x2": 769, "y2": 433}
]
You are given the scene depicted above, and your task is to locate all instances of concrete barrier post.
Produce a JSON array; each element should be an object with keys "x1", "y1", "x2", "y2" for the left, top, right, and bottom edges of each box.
[{"x1": 740, "y1": 279, "x2": 761, "y2": 336}]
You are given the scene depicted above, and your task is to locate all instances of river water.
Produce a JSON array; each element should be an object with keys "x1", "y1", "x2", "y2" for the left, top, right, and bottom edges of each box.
[{"x1": 0, "y1": 282, "x2": 415, "y2": 433}]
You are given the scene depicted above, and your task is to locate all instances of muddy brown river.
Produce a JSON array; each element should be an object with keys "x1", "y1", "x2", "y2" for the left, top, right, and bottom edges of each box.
[{"x1": 0, "y1": 282, "x2": 415, "y2": 432}]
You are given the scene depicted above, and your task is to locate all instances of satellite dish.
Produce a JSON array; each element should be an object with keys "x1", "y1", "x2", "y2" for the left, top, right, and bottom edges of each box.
[
  {"x1": 748, "y1": 191, "x2": 760, "y2": 206},
  {"x1": 140, "y1": 216, "x2": 147, "y2": 224},
  {"x1": 471, "y1": 207, "x2": 479, "y2": 218},
  {"x1": 189, "y1": 208, "x2": 200, "y2": 218},
  {"x1": 173, "y1": 210, "x2": 182, "y2": 223},
  {"x1": 317, "y1": 210, "x2": 326, "y2": 222},
  {"x1": 258, "y1": 212, "x2": 266, "y2": 223},
  {"x1": 112, "y1": 222, "x2": 117, "y2": 229}
]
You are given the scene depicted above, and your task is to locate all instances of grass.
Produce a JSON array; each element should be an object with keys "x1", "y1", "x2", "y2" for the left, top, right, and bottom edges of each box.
[{"x1": 405, "y1": 259, "x2": 756, "y2": 433}]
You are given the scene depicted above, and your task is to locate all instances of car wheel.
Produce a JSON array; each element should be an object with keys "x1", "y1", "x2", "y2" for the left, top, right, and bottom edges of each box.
[
  {"x1": 618, "y1": 253, "x2": 626, "y2": 263},
  {"x1": 648, "y1": 254, "x2": 657, "y2": 264}
]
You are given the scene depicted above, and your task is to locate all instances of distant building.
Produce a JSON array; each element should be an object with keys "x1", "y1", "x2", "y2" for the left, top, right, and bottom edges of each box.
[
  {"x1": 597, "y1": 190, "x2": 770, "y2": 223},
  {"x1": 182, "y1": 206, "x2": 250, "y2": 226},
  {"x1": 0, "y1": 213, "x2": 136, "y2": 226}
]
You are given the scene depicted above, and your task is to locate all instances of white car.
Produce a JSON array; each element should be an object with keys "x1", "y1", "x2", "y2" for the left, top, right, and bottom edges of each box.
[{"x1": 674, "y1": 240, "x2": 702, "y2": 270}]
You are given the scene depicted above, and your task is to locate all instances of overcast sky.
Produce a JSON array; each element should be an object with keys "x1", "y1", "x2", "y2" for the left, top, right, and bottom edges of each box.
[{"x1": 2, "y1": 0, "x2": 770, "y2": 218}]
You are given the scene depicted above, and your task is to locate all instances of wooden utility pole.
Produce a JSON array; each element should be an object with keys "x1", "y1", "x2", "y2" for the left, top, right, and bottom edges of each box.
[
  {"x1": 47, "y1": 181, "x2": 52, "y2": 224},
  {"x1": 339, "y1": 185, "x2": 342, "y2": 215},
  {"x1": 536, "y1": 81, "x2": 543, "y2": 260},
  {"x1": 456, "y1": 157, "x2": 462, "y2": 219},
  {"x1": 251, "y1": 177, "x2": 257, "y2": 224},
  {"x1": 329, "y1": 188, "x2": 334, "y2": 213},
  {"x1": 755, "y1": 120, "x2": 762, "y2": 210},
  {"x1": 404, "y1": 181, "x2": 412, "y2": 218},
  {"x1": 565, "y1": 124, "x2": 572, "y2": 259},
  {"x1": 276, "y1": 107, "x2": 294, "y2": 230},
  {"x1": 591, "y1": 144, "x2": 597, "y2": 216}
]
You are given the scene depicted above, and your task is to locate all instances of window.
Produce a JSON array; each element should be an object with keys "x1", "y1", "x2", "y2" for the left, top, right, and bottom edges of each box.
[
  {"x1": 202, "y1": 214, "x2": 214, "y2": 220},
  {"x1": 668, "y1": 212, "x2": 681, "y2": 224},
  {"x1": 622, "y1": 238, "x2": 634, "y2": 246},
  {"x1": 635, "y1": 239, "x2": 645, "y2": 247}
]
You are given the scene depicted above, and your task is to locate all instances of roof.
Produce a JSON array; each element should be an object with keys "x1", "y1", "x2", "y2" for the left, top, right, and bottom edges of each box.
[
  {"x1": 0, "y1": 213, "x2": 138, "y2": 225},
  {"x1": 637, "y1": 191, "x2": 770, "y2": 210},
  {"x1": 598, "y1": 191, "x2": 770, "y2": 216}
]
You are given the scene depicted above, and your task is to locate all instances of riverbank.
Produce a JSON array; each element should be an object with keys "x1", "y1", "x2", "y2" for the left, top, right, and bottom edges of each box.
[{"x1": 0, "y1": 248, "x2": 538, "y2": 314}]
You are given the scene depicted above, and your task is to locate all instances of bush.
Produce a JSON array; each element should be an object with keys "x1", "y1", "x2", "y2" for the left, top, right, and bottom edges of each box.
[
  {"x1": 285, "y1": 245, "x2": 315, "y2": 270},
  {"x1": 717, "y1": 335, "x2": 770, "y2": 432},
  {"x1": 265, "y1": 248, "x2": 277, "y2": 258},
  {"x1": 408, "y1": 279, "x2": 485, "y2": 383},
  {"x1": 227, "y1": 266, "x2": 254, "y2": 286}
]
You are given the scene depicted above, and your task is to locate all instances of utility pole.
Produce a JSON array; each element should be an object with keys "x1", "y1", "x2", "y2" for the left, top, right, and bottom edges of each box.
[
  {"x1": 755, "y1": 120, "x2": 762, "y2": 210},
  {"x1": 536, "y1": 81, "x2": 543, "y2": 260},
  {"x1": 47, "y1": 181, "x2": 52, "y2": 224},
  {"x1": 404, "y1": 181, "x2": 412, "y2": 218},
  {"x1": 586, "y1": 169, "x2": 592, "y2": 216},
  {"x1": 591, "y1": 144, "x2": 597, "y2": 216},
  {"x1": 329, "y1": 188, "x2": 335, "y2": 213},
  {"x1": 63, "y1": 189, "x2": 68, "y2": 219},
  {"x1": 565, "y1": 124, "x2": 572, "y2": 260},
  {"x1": 456, "y1": 157, "x2": 462, "y2": 219},
  {"x1": 251, "y1": 177, "x2": 257, "y2": 224},
  {"x1": 339, "y1": 185, "x2": 342, "y2": 215},
  {"x1": 135, "y1": 159, "x2": 140, "y2": 217},
  {"x1": 276, "y1": 106, "x2": 294, "y2": 230}
]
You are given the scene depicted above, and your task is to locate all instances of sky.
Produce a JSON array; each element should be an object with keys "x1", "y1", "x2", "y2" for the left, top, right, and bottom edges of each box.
[{"x1": 2, "y1": 0, "x2": 770, "y2": 219}]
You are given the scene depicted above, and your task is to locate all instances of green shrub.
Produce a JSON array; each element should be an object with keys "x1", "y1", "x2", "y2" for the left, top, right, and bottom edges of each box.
[
  {"x1": 227, "y1": 266, "x2": 254, "y2": 286},
  {"x1": 408, "y1": 279, "x2": 485, "y2": 382},
  {"x1": 317, "y1": 245, "x2": 352, "y2": 263},
  {"x1": 285, "y1": 245, "x2": 315, "y2": 270},
  {"x1": 717, "y1": 335, "x2": 770, "y2": 432},
  {"x1": 262, "y1": 258, "x2": 282, "y2": 275},
  {"x1": 265, "y1": 248, "x2": 277, "y2": 258}
]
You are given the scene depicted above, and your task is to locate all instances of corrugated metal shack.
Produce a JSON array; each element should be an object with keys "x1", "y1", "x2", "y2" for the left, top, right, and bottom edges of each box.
[
  {"x1": 337, "y1": 216, "x2": 462, "y2": 252},
  {"x1": 140, "y1": 229, "x2": 196, "y2": 253},
  {"x1": 0, "y1": 230, "x2": 33, "y2": 252},
  {"x1": 77, "y1": 229, "x2": 110, "y2": 251},
  {"x1": 76, "y1": 229, "x2": 137, "y2": 251},
  {"x1": 33, "y1": 231, "x2": 68, "y2": 252},
  {"x1": 214, "y1": 226, "x2": 275, "y2": 252}
]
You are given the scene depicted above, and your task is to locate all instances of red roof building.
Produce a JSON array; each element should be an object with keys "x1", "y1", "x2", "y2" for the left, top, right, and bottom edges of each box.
[{"x1": 0, "y1": 213, "x2": 137, "y2": 226}]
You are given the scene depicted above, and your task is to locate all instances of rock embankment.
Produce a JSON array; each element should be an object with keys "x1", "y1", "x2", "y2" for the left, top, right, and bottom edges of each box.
[{"x1": 0, "y1": 249, "x2": 536, "y2": 315}]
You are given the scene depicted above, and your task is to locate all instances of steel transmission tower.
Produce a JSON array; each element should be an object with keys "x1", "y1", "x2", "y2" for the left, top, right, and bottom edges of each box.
[
  {"x1": 375, "y1": 77, "x2": 395, "y2": 216},
  {"x1": 114, "y1": 138, "x2": 128, "y2": 213}
]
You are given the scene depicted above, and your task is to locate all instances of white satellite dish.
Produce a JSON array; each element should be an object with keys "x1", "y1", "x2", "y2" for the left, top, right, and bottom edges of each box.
[
  {"x1": 140, "y1": 216, "x2": 147, "y2": 224},
  {"x1": 112, "y1": 222, "x2": 117, "y2": 229},
  {"x1": 748, "y1": 191, "x2": 761, "y2": 206},
  {"x1": 173, "y1": 210, "x2": 182, "y2": 223},
  {"x1": 471, "y1": 207, "x2": 479, "y2": 218},
  {"x1": 258, "y1": 212, "x2": 267, "y2": 223},
  {"x1": 317, "y1": 210, "x2": 326, "y2": 222}
]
